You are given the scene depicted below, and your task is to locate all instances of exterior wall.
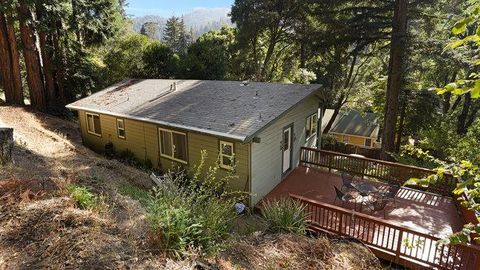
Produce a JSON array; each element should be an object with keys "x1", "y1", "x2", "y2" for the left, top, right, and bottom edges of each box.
[
  {"x1": 250, "y1": 95, "x2": 319, "y2": 205},
  {"x1": 78, "y1": 110, "x2": 250, "y2": 193},
  {"x1": 332, "y1": 133, "x2": 379, "y2": 148}
]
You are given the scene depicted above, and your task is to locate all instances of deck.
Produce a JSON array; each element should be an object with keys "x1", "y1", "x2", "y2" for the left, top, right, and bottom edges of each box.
[
  {"x1": 257, "y1": 148, "x2": 480, "y2": 270},
  {"x1": 262, "y1": 166, "x2": 463, "y2": 238}
]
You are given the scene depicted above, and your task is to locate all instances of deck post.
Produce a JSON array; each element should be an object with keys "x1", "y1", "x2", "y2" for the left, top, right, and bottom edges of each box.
[{"x1": 395, "y1": 230, "x2": 403, "y2": 264}]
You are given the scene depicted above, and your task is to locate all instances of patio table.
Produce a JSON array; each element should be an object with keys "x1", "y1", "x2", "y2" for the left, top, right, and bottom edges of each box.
[{"x1": 352, "y1": 182, "x2": 378, "y2": 196}]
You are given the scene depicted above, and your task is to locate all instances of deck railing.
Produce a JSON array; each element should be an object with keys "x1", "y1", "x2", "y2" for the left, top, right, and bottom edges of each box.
[
  {"x1": 291, "y1": 194, "x2": 480, "y2": 270},
  {"x1": 299, "y1": 147, "x2": 457, "y2": 197}
]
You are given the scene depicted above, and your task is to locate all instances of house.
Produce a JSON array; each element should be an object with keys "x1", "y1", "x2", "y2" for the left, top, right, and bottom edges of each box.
[
  {"x1": 66, "y1": 79, "x2": 323, "y2": 204},
  {"x1": 321, "y1": 109, "x2": 380, "y2": 148}
]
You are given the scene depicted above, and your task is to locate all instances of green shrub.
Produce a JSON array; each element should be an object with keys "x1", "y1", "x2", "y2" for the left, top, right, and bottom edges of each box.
[
  {"x1": 321, "y1": 134, "x2": 337, "y2": 149},
  {"x1": 146, "y1": 150, "x2": 244, "y2": 257},
  {"x1": 261, "y1": 198, "x2": 307, "y2": 234},
  {"x1": 118, "y1": 184, "x2": 150, "y2": 206},
  {"x1": 68, "y1": 184, "x2": 97, "y2": 209}
]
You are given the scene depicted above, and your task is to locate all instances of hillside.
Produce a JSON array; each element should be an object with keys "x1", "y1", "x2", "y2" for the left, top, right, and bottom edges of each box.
[
  {"x1": 0, "y1": 106, "x2": 381, "y2": 269},
  {"x1": 131, "y1": 8, "x2": 233, "y2": 40}
]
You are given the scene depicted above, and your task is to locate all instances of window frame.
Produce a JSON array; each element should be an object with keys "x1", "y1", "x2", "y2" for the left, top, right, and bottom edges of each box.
[
  {"x1": 85, "y1": 112, "x2": 102, "y2": 137},
  {"x1": 219, "y1": 140, "x2": 235, "y2": 170},
  {"x1": 116, "y1": 118, "x2": 126, "y2": 139},
  {"x1": 158, "y1": 128, "x2": 188, "y2": 164},
  {"x1": 342, "y1": 135, "x2": 349, "y2": 143},
  {"x1": 305, "y1": 113, "x2": 318, "y2": 139},
  {"x1": 365, "y1": 138, "x2": 372, "y2": 147}
]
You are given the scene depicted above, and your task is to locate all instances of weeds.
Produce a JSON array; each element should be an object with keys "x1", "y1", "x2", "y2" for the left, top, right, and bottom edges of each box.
[
  {"x1": 146, "y1": 150, "x2": 246, "y2": 257},
  {"x1": 68, "y1": 184, "x2": 97, "y2": 210},
  {"x1": 118, "y1": 184, "x2": 150, "y2": 206},
  {"x1": 261, "y1": 198, "x2": 307, "y2": 234}
]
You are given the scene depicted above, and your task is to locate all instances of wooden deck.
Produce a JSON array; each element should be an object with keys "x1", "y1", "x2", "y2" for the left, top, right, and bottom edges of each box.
[
  {"x1": 258, "y1": 148, "x2": 480, "y2": 269},
  {"x1": 262, "y1": 166, "x2": 463, "y2": 238}
]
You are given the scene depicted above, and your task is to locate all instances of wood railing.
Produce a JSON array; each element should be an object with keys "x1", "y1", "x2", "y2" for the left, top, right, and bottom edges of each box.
[
  {"x1": 291, "y1": 194, "x2": 480, "y2": 270},
  {"x1": 300, "y1": 147, "x2": 457, "y2": 197}
]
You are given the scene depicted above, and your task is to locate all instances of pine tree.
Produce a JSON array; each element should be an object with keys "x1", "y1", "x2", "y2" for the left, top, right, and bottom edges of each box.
[{"x1": 163, "y1": 16, "x2": 190, "y2": 53}]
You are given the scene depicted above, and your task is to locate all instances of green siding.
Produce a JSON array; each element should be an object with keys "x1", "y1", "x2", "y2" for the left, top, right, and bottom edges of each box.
[{"x1": 78, "y1": 110, "x2": 250, "y2": 193}]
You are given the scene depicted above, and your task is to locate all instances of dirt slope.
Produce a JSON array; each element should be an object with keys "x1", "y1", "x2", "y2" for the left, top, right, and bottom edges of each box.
[{"x1": 0, "y1": 106, "x2": 381, "y2": 269}]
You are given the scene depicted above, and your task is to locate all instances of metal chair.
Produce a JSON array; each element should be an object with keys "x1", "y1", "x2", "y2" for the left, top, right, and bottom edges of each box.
[
  {"x1": 341, "y1": 172, "x2": 356, "y2": 191},
  {"x1": 365, "y1": 199, "x2": 389, "y2": 218},
  {"x1": 334, "y1": 186, "x2": 357, "y2": 209},
  {"x1": 381, "y1": 184, "x2": 401, "y2": 206}
]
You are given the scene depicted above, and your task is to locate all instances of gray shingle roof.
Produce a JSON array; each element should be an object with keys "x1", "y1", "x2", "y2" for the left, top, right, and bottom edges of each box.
[
  {"x1": 323, "y1": 109, "x2": 379, "y2": 138},
  {"x1": 67, "y1": 79, "x2": 322, "y2": 141}
]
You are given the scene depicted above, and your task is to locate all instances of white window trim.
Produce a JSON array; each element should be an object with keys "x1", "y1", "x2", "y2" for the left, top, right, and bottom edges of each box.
[
  {"x1": 306, "y1": 113, "x2": 318, "y2": 140},
  {"x1": 86, "y1": 112, "x2": 101, "y2": 137},
  {"x1": 116, "y1": 118, "x2": 126, "y2": 139},
  {"x1": 159, "y1": 128, "x2": 188, "y2": 164},
  {"x1": 219, "y1": 140, "x2": 235, "y2": 170}
]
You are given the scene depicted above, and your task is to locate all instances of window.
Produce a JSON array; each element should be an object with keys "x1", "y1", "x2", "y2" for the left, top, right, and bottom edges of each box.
[
  {"x1": 86, "y1": 113, "x2": 101, "y2": 136},
  {"x1": 117, "y1": 119, "x2": 126, "y2": 139},
  {"x1": 159, "y1": 128, "x2": 187, "y2": 163},
  {"x1": 342, "y1": 135, "x2": 349, "y2": 143},
  {"x1": 220, "y1": 141, "x2": 235, "y2": 169},
  {"x1": 365, "y1": 138, "x2": 372, "y2": 147},
  {"x1": 306, "y1": 113, "x2": 318, "y2": 138}
]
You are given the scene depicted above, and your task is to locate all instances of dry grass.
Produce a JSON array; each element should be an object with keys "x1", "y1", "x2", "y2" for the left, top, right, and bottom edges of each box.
[
  {"x1": 217, "y1": 233, "x2": 381, "y2": 270},
  {"x1": 0, "y1": 106, "x2": 382, "y2": 269}
]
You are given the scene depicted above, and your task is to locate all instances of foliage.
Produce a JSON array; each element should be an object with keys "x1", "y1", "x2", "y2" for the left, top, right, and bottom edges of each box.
[
  {"x1": 163, "y1": 16, "x2": 191, "y2": 54},
  {"x1": 68, "y1": 184, "x2": 97, "y2": 210},
  {"x1": 320, "y1": 134, "x2": 337, "y2": 149},
  {"x1": 140, "y1": 21, "x2": 159, "y2": 39},
  {"x1": 261, "y1": 198, "x2": 307, "y2": 234},
  {"x1": 146, "y1": 150, "x2": 245, "y2": 257},
  {"x1": 142, "y1": 42, "x2": 179, "y2": 79},
  {"x1": 118, "y1": 184, "x2": 151, "y2": 206}
]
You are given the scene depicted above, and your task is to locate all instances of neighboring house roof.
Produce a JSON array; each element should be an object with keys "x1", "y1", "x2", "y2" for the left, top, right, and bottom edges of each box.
[
  {"x1": 322, "y1": 109, "x2": 380, "y2": 138},
  {"x1": 66, "y1": 79, "x2": 322, "y2": 142}
]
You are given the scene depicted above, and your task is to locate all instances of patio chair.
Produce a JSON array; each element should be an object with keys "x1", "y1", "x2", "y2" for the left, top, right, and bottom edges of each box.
[
  {"x1": 365, "y1": 199, "x2": 389, "y2": 218},
  {"x1": 341, "y1": 172, "x2": 356, "y2": 191},
  {"x1": 381, "y1": 184, "x2": 401, "y2": 206},
  {"x1": 334, "y1": 186, "x2": 357, "y2": 209}
]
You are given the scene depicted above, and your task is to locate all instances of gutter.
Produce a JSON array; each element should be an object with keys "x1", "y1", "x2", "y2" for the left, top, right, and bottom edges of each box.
[{"x1": 65, "y1": 104, "x2": 248, "y2": 142}]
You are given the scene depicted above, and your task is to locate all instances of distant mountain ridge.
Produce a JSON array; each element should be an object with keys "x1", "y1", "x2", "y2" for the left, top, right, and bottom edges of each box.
[{"x1": 131, "y1": 8, "x2": 233, "y2": 40}]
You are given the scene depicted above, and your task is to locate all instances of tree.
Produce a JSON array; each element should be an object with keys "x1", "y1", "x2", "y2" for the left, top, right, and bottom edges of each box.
[
  {"x1": 163, "y1": 16, "x2": 190, "y2": 53},
  {"x1": 0, "y1": 12, "x2": 23, "y2": 105},
  {"x1": 142, "y1": 42, "x2": 179, "y2": 79},
  {"x1": 18, "y1": 1, "x2": 47, "y2": 111},
  {"x1": 180, "y1": 28, "x2": 234, "y2": 80},
  {"x1": 381, "y1": 0, "x2": 408, "y2": 159},
  {"x1": 140, "y1": 21, "x2": 159, "y2": 39}
]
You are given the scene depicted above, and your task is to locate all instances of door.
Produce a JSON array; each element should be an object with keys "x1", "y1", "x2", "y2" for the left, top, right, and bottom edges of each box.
[{"x1": 282, "y1": 125, "x2": 293, "y2": 174}]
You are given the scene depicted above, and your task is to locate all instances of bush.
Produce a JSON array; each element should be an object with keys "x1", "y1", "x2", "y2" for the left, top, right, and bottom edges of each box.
[
  {"x1": 146, "y1": 150, "x2": 245, "y2": 257},
  {"x1": 261, "y1": 198, "x2": 307, "y2": 234},
  {"x1": 68, "y1": 184, "x2": 97, "y2": 210},
  {"x1": 320, "y1": 134, "x2": 337, "y2": 149}
]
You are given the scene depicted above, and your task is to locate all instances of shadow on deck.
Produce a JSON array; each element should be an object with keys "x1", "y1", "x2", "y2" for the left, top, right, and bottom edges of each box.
[{"x1": 258, "y1": 166, "x2": 480, "y2": 270}]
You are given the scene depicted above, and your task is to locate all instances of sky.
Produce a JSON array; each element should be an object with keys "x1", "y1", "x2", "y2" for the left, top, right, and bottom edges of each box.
[{"x1": 125, "y1": 0, "x2": 234, "y2": 17}]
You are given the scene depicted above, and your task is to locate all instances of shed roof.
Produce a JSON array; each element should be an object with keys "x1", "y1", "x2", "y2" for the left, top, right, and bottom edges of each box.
[
  {"x1": 322, "y1": 109, "x2": 379, "y2": 138},
  {"x1": 66, "y1": 79, "x2": 322, "y2": 142}
]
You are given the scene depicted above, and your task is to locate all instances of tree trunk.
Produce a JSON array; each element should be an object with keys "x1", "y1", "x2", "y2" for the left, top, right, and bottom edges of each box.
[
  {"x1": 395, "y1": 91, "x2": 409, "y2": 153},
  {"x1": 5, "y1": 14, "x2": 24, "y2": 105},
  {"x1": 53, "y1": 24, "x2": 66, "y2": 105},
  {"x1": 323, "y1": 94, "x2": 346, "y2": 134},
  {"x1": 0, "y1": 127, "x2": 14, "y2": 165},
  {"x1": 381, "y1": 0, "x2": 408, "y2": 160},
  {"x1": 18, "y1": 3, "x2": 46, "y2": 111},
  {"x1": 36, "y1": 2, "x2": 57, "y2": 108},
  {"x1": 0, "y1": 14, "x2": 15, "y2": 104},
  {"x1": 457, "y1": 93, "x2": 471, "y2": 135}
]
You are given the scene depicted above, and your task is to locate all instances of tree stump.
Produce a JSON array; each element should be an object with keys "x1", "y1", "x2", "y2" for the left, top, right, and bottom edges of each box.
[{"x1": 0, "y1": 127, "x2": 13, "y2": 165}]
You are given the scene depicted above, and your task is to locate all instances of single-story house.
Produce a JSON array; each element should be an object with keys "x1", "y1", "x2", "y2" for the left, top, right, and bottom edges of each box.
[
  {"x1": 66, "y1": 79, "x2": 323, "y2": 204},
  {"x1": 321, "y1": 109, "x2": 380, "y2": 148}
]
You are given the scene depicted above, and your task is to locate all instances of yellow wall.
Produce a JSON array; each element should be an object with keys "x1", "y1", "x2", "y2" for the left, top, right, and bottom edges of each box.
[
  {"x1": 333, "y1": 133, "x2": 372, "y2": 147},
  {"x1": 78, "y1": 110, "x2": 250, "y2": 192}
]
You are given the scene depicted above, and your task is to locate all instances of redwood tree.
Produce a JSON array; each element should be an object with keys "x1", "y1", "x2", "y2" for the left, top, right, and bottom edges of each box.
[
  {"x1": 381, "y1": 0, "x2": 408, "y2": 159},
  {"x1": 17, "y1": 1, "x2": 46, "y2": 110}
]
